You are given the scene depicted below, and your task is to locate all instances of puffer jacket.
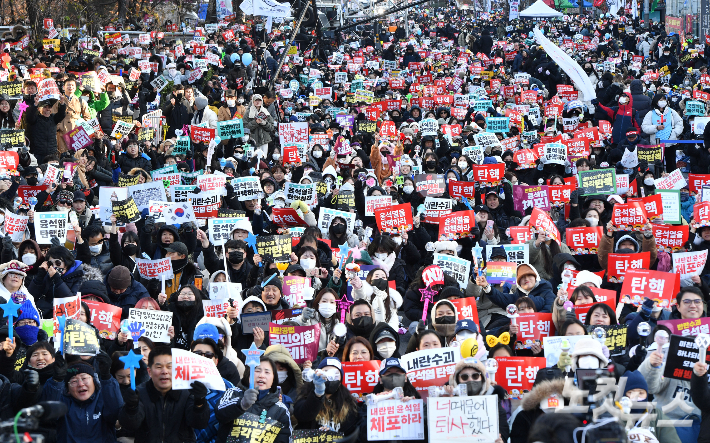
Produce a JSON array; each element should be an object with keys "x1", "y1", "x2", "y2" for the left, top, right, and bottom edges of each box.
[
  {"x1": 26, "y1": 102, "x2": 66, "y2": 163},
  {"x1": 28, "y1": 260, "x2": 85, "y2": 317},
  {"x1": 215, "y1": 388, "x2": 292, "y2": 443},
  {"x1": 486, "y1": 264, "x2": 556, "y2": 313},
  {"x1": 103, "y1": 272, "x2": 151, "y2": 318},
  {"x1": 629, "y1": 79, "x2": 652, "y2": 122}
]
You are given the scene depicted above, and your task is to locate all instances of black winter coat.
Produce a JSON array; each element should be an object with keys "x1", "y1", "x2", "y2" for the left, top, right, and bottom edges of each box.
[
  {"x1": 26, "y1": 102, "x2": 66, "y2": 163},
  {"x1": 216, "y1": 388, "x2": 292, "y2": 443},
  {"x1": 630, "y1": 80, "x2": 652, "y2": 122},
  {"x1": 117, "y1": 152, "x2": 152, "y2": 173}
]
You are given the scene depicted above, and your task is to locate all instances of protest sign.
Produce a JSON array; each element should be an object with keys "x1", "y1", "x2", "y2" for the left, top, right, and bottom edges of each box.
[
  {"x1": 83, "y1": 300, "x2": 122, "y2": 340},
  {"x1": 485, "y1": 117, "x2": 509, "y2": 133},
  {"x1": 110, "y1": 120, "x2": 134, "y2": 139},
  {"x1": 292, "y1": 430, "x2": 343, "y2": 443},
  {"x1": 433, "y1": 253, "x2": 471, "y2": 289},
  {"x1": 284, "y1": 183, "x2": 317, "y2": 207},
  {"x1": 438, "y1": 210, "x2": 475, "y2": 240},
  {"x1": 342, "y1": 360, "x2": 380, "y2": 395},
  {"x1": 470, "y1": 164, "x2": 505, "y2": 186},
  {"x1": 694, "y1": 201, "x2": 710, "y2": 227},
  {"x1": 318, "y1": 208, "x2": 356, "y2": 236},
  {"x1": 508, "y1": 226, "x2": 532, "y2": 244},
  {"x1": 422, "y1": 198, "x2": 453, "y2": 224},
  {"x1": 217, "y1": 119, "x2": 244, "y2": 139},
  {"x1": 450, "y1": 298, "x2": 480, "y2": 326},
  {"x1": 548, "y1": 184, "x2": 574, "y2": 206},
  {"x1": 64, "y1": 319, "x2": 100, "y2": 356},
  {"x1": 401, "y1": 347, "x2": 460, "y2": 399},
  {"x1": 197, "y1": 174, "x2": 228, "y2": 192},
  {"x1": 565, "y1": 227, "x2": 603, "y2": 254},
  {"x1": 672, "y1": 250, "x2": 708, "y2": 278},
  {"x1": 632, "y1": 194, "x2": 663, "y2": 223},
  {"x1": 241, "y1": 312, "x2": 271, "y2": 334},
  {"x1": 268, "y1": 323, "x2": 321, "y2": 364},
  {"x1": 662, "y1": 334, "x2": 710, "y2": 381},
  {"x1": 136, "y1": 258, "x2": 174, "y2": 281},
  {"x1": 414, "y1": 174, "x2": 446, "y2": 197},
  {"x1": 365, "y1": 196, "x2": 392, "y2": 216},
  {"x1": 585, "y1": 324, "x2": 627, "y2": 356},
  {"x1": 448, "y1": 180, "x2": 477, "y2": 199},
  {"x1": 4, "y1": 212, "x2": 28, "y2": 242},
  {"x1": 620, "y1": 269, "x2": 680, "y2": 308},
  {"x1": 192, "y1": 189, "x2": 222, "y2": 218},
  {"x1": 172, "y1": 348, "x2": 226, "y2": 391},
  {"x1": 368, "y1": 399, "x2": 425, "y2": 440},
  {"x1": 658, "y1": 317, "x2": 710, "y2": 337},
  {"x1": 272, "y1": 208, "x2": 307, "y2": 227},
  {"x1": 208, "y1": 218, "x2": 243, "y2": 246},
  {"x1": 654, "y1": 168, "x2": 687, "y2": 190},
  {"x1": 231, "y1": 177, "x2": 262, "y2": 201},
  {"x1": 112, "y1": 197, "x2": 141, "y2": 224},
  {"x1": 53, "y1": 294, "x2": 81, "y2": 336},
  {"x1": 118, "y1": 173, "x2": 141, "y2": 187},
  {"x1": 542, "y1": 335, "x2": 587, "y2": 367},
  {"x1": 225, "y1": 412, "x2": 282, "y2": 443},
  {"x1": 514, "y1": 313, "x2": 555, "y2": 350},
  {"x1": 543, "y1": 143, "x2": 567, "y2": 165},
  {"x1": 127, "y1": 308, "x2": 173, "y2": 343},
  {"x1": 282, "y1": 276, "x2": 310, "y2": 307},
  {"x1": 611, "y1": 202, "x2": 647, "y2": 231},
  {"x1": 495, "y1": 357, "x2": 546, "y2": 399},
  {"x1": 203, "y1": 299, "x2": 231, "y2": 318},
  {"x1": 37, "y1": 212, "x2": 68, "y2": 244},
  {"x1": 18, "y1": 186, "x2": 44, "y2": 206},
  {"x1": 128, "y1": 181, "x2": 165, "y2": 212},
  {"x1": 483, "y1": 244, "x2": 530, "y2": 265},
  {"x1": 607, "y1": 252, "x2": 651, "y2": 283},
  {"x1": 374, "y1": 203, "x2": 413, "y2": 234},
  {"x1": 529, "y1": 208, "x2": 560, "y2": 243},
  {"x1": 428, "y1": 395, "x2": 499, "y2": 443},
  {"x1": 652, "y1": 225, "x2": 688, "y2": 252},
  {"x1": 513, "y1": 185, "x2": 551, "y2": 213},
  {"x1": 256, "y1": 235, "x2": 291, "y2": 261},
  {"x1": 279, "y1": 122, "x2": 309, "y2": 146},
  {"x1": 657, "y1": 189, "x2": 682, "y2": 224},
  {"x1": 485, "y1": 261, "x2": 516, "y2": 284},
  {"x1": 578, "y1": 169, "x2": 617, "y2": 195}
]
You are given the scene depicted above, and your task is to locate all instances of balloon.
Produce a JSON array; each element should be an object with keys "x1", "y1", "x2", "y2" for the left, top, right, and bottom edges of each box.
[
  {"x1": 242, "y1": 53, "x2": 253, "y2": 66},
  {"x1": 230, "y1": 53, "x2": 239, "y2": 63}
]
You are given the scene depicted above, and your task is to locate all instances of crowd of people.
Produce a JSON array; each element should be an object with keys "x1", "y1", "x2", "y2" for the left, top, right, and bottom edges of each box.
[{"x1": 0, "y1": 2, "x2": 708, "y2": 443}]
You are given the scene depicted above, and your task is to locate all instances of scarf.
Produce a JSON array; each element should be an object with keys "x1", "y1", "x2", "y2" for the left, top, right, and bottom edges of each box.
[
  {"x1": 372, "y1": 253, "x2": 396, "y2": 275},
  {"x1": 371, "y1": 284, "x2": 390, "y2": 324}
]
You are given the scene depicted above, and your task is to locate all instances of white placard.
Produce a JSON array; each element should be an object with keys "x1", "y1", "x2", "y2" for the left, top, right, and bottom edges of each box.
[
  {"x1": 171, "y1": 348, "x2": 226, "y2": 391},
  {"x1": 128, "y1": 308, "x2": 173, "y2": 343},
  {"x1": 427, "y1": 395, "x2": 499, "y2": 443},
  {"x1": 368, "y1": 399, "x2": 425, "y2": 440}
]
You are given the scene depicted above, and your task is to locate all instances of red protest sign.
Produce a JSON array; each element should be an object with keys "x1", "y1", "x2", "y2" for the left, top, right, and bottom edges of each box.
[
  {"x1": 611, "y1": 202, "x2": 648, "y2": 231},
  {"x1": 565, "y1": 227, "x2": 603, "y2": 254},
  {"x1": 272, "y1": 208, "x2": 307, "y2": 227},
  {"x1": 449, "y1": 298, "x2": 480, "y2": 326},
  {"x1": 448, "y1": 180, "x2": 476, "y2": 199},
  {"x1": 389, "y1": 78, "x2": 405, "y2": 89},
  {"x1": 400, "y1": 348, "x2": 458, "y2": 399},
  {"x1": 62, "y1": 126, "x2": 92, "y2": 152},
  {"x1": 620, "y1": 269, "x2": 680, "y2": 308},
  {"x1": 471, "y1": 164, "x2": 505, "y2": 186},
  {"x1": 190, "y1": 125, "x2": 215, "y2": 144},
  {"x1": 282, "y1": 146, "x2": 301, "y2": 164},
  {"x1": 374, "y1": 203, "x2": 413, "y2": 234},
  {"x1": 529, "y1": 208, "x2": 560, "y2": 243},
  {"x1": 694, "y1": 201, "x2": 710, "y2": 227},
  {"x1": 515, "y1": 313, "x2": 555, "y2": 350},
  {"x1": 508, "y1": 226, "x2": 532, "y2": 244},
  {"x1": 365, "y1": 107, "x2": 380, "y2": 121},
  {"x1": 607, "y1": 252, "x2": 651, "y2": 283},
  {"x1": 638, "y1": 194, "x2": 663, "y2": 222},
  {"x1": 193, "y1": 44, "x2": 207, "y2": 56},
  {"x1": 651, "y1": 224, "x2": 689, "y2": 253},
  {"x1": 496, "y1": 356, "x2": 546, "y2": 400},
  {"x1": 438, "y1": 210, "x2": 476, "y2": 240},
  {"x1": 82, "y1": 300, "x2": 122, "y2": 340},
  {"x1": 514, "y1": 149, "x2": 539, "y2": 169},
  {"x1": 18, "y1": 186, "x2": 46, "y2": 205},
  {"x1": 379, "y1": 121, "x2": 397, "y2": 139},
  {"x1": 548, "y1": 184, "x2": 574, "y2": 206},
  {"x1": 268, "y1": 323, "x2": 321, "y2": 364},
  {"x1": 342, "y1": 361, "x2": 380, "y2": 395},
  {"x1": 573, "y1": 297, "x2": 617, "y2": 324}
]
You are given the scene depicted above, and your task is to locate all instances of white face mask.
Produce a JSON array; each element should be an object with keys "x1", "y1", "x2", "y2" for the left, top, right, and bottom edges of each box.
[
  {"x1": 273, "y1": 153, "x2": 281, "y2": 160},
  {"x1": 318, "y1": 303, "x2": 336, "y2": 318},
  {"x1": 403, "y1": 185, "x2": 414, "y2": 194},
  {"x1": 313, "y1": 151, "x2": 322, "y2": 158},
  {"x1": 644, "y1": 177, "x2": 655, "y2": 186},
  {"x1": 658, "y1": 100, "x2": 667, "y2": 108},
  {"x1": 577, "y1": 355, "x2": 601, "y2": 369},
  {"x1": 277, "y1": 370, "x2": 288, "y2": 383},
  {"x1": 619, "y1": 97, "x2": 629, "y2": 105},
  {"x1": 458, "y1": 161, "x2": 467, "y2": 169},
  {"x1": 21, "y1": 253, "x2": 36, "y2": 266},
  {"x1": 456, "y1": 331, "x2": 474, "y2": 342},
  {"x1": 563, "y1": 264, "x2": 576, "y2": 271},
  {"x1": 300, "y1": 258, "x2": 316, "y2": 270},
  {"x1": 169, "y1": 68, "x2": 177, "y2": 77},
  {"x1": 226, "y1": 99, "x2": 235, "y2": 107},
  {"x1": 375, "y1": 252, "x2": 388, "y2": 261},
  {"x1": 243, "y1": 135, "x2": 249, "y2": 142},
  {"x1": 586, "y1": 217, "x2": 599, "y2": 227},
  {"x1": 377, "y1": 342, "x2": 397, "y2": 358},
  {"x1": 89, "y1": 244, "x2": 102, "y2": 255}
]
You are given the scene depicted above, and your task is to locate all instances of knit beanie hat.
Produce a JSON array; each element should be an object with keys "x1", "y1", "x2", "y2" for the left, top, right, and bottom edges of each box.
[
  {"x1": 622, "y1": 370, "x2": 648, "y2": 397},
  {"x1": 16, "y1": 300, "x2": 40, "y2": 325},
  {"x1": 65, "y1": 362, "x2": 96, "y2": 386}
]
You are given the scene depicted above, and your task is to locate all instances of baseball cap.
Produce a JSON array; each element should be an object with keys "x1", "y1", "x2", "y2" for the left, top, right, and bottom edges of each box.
[
  {"x1": 165, "y1": 241, "x2": 188, "y2": 256},
  {"x1": 379, "y1": 357, "x2": 405, "y2": 376}
]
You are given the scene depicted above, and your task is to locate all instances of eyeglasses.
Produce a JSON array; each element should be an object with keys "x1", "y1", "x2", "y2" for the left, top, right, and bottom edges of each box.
[
  {"x1": 459, "y1": 372, "x2": 482, "y2": 381},
  {"x1": 682, "y1": 299, "x2": 703, "y2": 306},
  {"x1": 48, "y1": 259, "x2": 63, "y2": 268},
  {"x1": 16, "y1": 319, "x2": 36, "y2": 326},
  {"x1": 193, "y1": 351, "x2": 215, "y2": 359},
  {"x1": 68, "y1": 375, "x2": 93, "y2": 387}
]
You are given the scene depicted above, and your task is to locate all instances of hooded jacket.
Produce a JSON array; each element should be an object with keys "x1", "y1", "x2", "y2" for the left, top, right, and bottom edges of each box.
[
  {"x1": 103, "y1": 272, "x2": 151, "y2": 319},
  {"x1": 264, "y1": 344, "x2": 303, "y2": 400},
  {"x1": 430, "y1": 299, "x2": 458, "y2": 344},
  {"x1": 487, "y1": 264, "x2": 556, "y2": 313},
  {"x1": 352, "y1": 280, "x2": 403, "y2": 331},
  {"x1": 629, "y1": 79, "x2": 652, "y2": 122},
  {"x1": 196, "y1": 316, "x2": 245, "y2": 379},
  {"x1": 369, "y1": 322, "x2": 402, "y2": 360},
  {"x1": 509, "y1": 378, "x2": 565, "y2": 443},
  {"x1": 40, "y1": 376, "x2": 123, "y2": 443},
  {"x1": 595, "y1": 92, "x2": 640, "y2": 144}
]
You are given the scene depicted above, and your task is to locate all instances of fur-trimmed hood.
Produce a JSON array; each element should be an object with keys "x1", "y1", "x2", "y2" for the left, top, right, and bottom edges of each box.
[
  {"x1": 81, "y1": 264, "x2": 104, "y2": 283},
  {"x1": 521, "y1": 378, "x2": 565, "y2": 411},
  {"x1": 448, "y1": 358, "x2": 490, "y2": 395},
  {"x1": 264, "y1": 344, "x2": 303, "y2": 390}
]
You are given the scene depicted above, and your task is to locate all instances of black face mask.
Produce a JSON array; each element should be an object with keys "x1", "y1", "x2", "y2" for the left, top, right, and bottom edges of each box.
[
  {"x1": 331, "y1": 224, "x2": 346, "y2": 235},
  {"x1": 381, "y1": 373, "x2": 406, "y2": 390},
  {"x1": 466, "y1": 380, "x2": 483, "y2": 395},
  {"x1": 350, "y1": 316, "x2": 374, "y2": 337},
  {"x1": 426, "y1": 160, "x2": 437, "y2": 170},
  {"x1": 371, "y1": 278, "x2": 389, "y2": 292},
  {"x1": 229, "y1": 250, "x2": 244, "y2": 264},
  {"x1": 172, "y1": 258, "x2": 188, "y2": 271},
  {"x1": 437, "y1": 315, "x2": 456, "y2": 324},
  {"x1": 123, "y1": 244, "x2": 138, "y2": 256},
  {"x1": 177, "y1": 300, "x2": 195, "y2": 311},
  {"x1": 325, "y1": 380, "x2": 341, "y2": 394},
  {"x1": 26, "y1": 177, "x2": 38, "y2": 186}
]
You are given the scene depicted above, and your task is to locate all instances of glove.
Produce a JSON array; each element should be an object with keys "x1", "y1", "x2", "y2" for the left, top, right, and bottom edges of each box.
[
  {"x1": 290, "y1": 200, "x2": 301, "y2": 210},
  {"x1": 314, "y1": 372, "x2": 326, "y2": 396},
  {"x1": 23, "y1": 369, "x2": 39, "y2": 393},
  {"x1": 51, "y1": 237, "x2": 61, "y2": 247},
  {"x1": 590, "y1": 98, "x2": 599, "y2": 106},
  {"x1": 569, "y1": 189, "x2": 580, "y2": 205},
  {"x1": 123, "y1": 386, "x2": 140, "y2": 410},
  {"x1": 2, "y1": 236, "x2": 12, "y2": 248},
  {"x1": 240, "y1": 388, "x2": 259, "y2": 410},
  {"x1": 225, "y1": 182, "x2": 234, "y2": 197},
  {"x1": 298, "y1": 200, "x2": 309, "y2": 213},
  {"x1": 53, "y1": 353, "x2": 67, "y2": 381},
  {"x1": 640, "y1": 298, "x2": 655, "y2": 320},
  {"x1": 557, "y1": 351, "x2": 572, "y2": 371},
  {"x1": 627, "y1": 346, "x2": 648, "y2": 372},
  {"x1": 144, "y1": 215, "x2": 155, "y2": 233},
  {"x1": 190, "y1": 380, "x2": 208, "y2": 405},
  {"x1": 96, "y1": 351, "x2": 112, "y2": 380},
  {"x1": 302, "y1": 307, "x2": 316, "y2": 321}
]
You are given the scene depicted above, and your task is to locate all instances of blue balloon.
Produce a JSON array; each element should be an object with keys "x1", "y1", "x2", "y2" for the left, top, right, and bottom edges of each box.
[
  {"x1": 242, "y1": 53, "x2": 253, "y2": 66},
  {"x1": 231, "y1": 53, "x2": 239, "y2": 63}
]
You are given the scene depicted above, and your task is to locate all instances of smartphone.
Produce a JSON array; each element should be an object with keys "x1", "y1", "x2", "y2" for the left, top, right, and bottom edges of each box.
[{"x1": 486, "y1": 220, "x2": 494, "y2": 230}]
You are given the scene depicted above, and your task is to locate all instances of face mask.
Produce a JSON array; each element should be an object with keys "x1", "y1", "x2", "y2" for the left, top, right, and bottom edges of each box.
[
  {"x1": 15, "y1": 324, "x2": 39, "y2": 346},
  {"x1": 277, "y1": 370, "x2": 288, "y2": 383},
  {"x1": 403, "y1": 185, "x2": 414, "y2": 194},
  {"x1": 169, "y1": 69, "x2": 177, "y2": 77},
  {"x1": 658, "y1": 100, "x2": 667, "y2": 108},
  {"x1": 458, "y1": 161, "x2": 467, "y2": 169},
  {"x1": 89, "y1": 244, "x2": 102, "y2": 255},
  {"x1": 300, "y1": 258, "x2": 316, "y2": 270},
  {"x1": 381, "y1": 373, "x2": 406, "y2": 390},
  {"x1": 664, "y1": 52, "x2": 670, "y2": 56},
  {"x1": 619, "y1": 98, "x2": 629, "y2": 105},
  {"x1": 644, "y1": 178, "x2": 655, "y2": 186},
  {"x1": 456, "y1": 331, "x2": 474, "y2": 342},
  {"x1": 325, "y1": 380, "x2": 341, "y2": 394},
  {"x1": 313, "y1": 151, "x2": 322, "y2": 158},
  {"x1": 228, "y1": 251, "x2": 244, "y2": 264},
  {"x1": 437, "y1": 315, "x2": 456, "y2": 325},
  {"x1": 274, "y1": 200, "x2": 285, "y2": 208},
  {"x1": 21, "y1": 253, "x2": 36, "y2": 266},
  {"x1": 351, "y1": 316, "x2": 374, "y2": 335},
  {"x1": 26, "y1": 177, "x2": 38, "y2": 186},
  {"x1": 681, "y1": 192, "x2": 690, "y2": 202},
  {"x1": 177, "y1": 300, "x2": 195, "y2": 311},
  {"x1": 374, "y1": 252, "x2": 388, "y2": 261},
  {"x1": 243, "y1": 135, "x2": 249, "y2": 142},
  {"x1": 426, "y1": 160, "x2": 436, "y2": 170},
  {"x1": 123, "y1": 244, "x2": 138, "y2": 256},
  {"x1": 577, "y1": 355, "x2": 601, "y2": 369},
  {"x1": 226, "y1": 99, "x2": 235, "y2": 107},
  {"x1": 238, "y1": 98, "x2": 244, "y2": 104},
  {"x1": 465, "y1": 380, "x2": 483, "y2": 396},
  {"x1": 377, "y1": 342, "x2": 397, "y2": 358},
  {"x1": 272, "y1": 153, "x2": 281, "y2": 160},
  {"x1": 319, "y1": 303, "x2": 336, "y2": 318},
  {"x1": 332, "y1": 224, "x2": 346, "y2": 235},
  {"x1": 586, "y1": 217, "x2": 599, "y2": 227}
]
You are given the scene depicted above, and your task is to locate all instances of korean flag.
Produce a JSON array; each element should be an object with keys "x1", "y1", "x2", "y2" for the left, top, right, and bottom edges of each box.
[{"x1": 167, "y1": 202, "x2": 196, "y2": 225}]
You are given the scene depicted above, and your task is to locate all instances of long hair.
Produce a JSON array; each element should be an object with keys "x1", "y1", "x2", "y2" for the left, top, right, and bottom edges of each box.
[
  {"x1": 584, "y1": 303, "x2": 618, "y2": 326},
  {"x1": 365, "y1": 269, "x2": 393, "y2": 323},
  {"x1": 341, "y1": 336, "x2": 374, "y2": 362},
  {"x1": 313, "y1": 288, "x2": 338, "y2": 336},
  {"x1": 539, "y1": 240, "x2": 562, "y2": 277},
  {"x1": 296, "y1": 380, "x2": 357, "y2": 426}
]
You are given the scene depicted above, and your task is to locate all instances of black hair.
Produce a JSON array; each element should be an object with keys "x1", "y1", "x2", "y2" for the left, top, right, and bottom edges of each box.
[
  {"x1": 46, "y1": 246, "x2": 75, "y2": 270},
  {"x1": 368, "y1": 235, "x2": 397, "y2": 256},
  {"x1": 559, "y1": 318, "x2": 587, "y2": 336},
  {"x1": 190, "y1": 337, "x2": 223, "y2": 362},
  {"x1": 121, "y1": 231, "x2": 140, "y2": 248},
  {"x1": 514, "y1": 296, "x2": 536, "y2": 312},
  {"x1": 676, "y1": 286, "x2": 704, "y2": 305},
  {"x1": 82, "y1": 224, "x2": 104, "y2": 242},
  {"x1": 225, "y1": 239, "x2": 247, "y2": 251},
  {"x1": 584, "y1": 303, "x2": 618, "y2": 326},
  {"x1": 296, "y1": 246, "x2": 321, "y2": 267},
  {"x1": 148, "y1": 346, "x2": 172, "y2": 366},
  {"x1": 571, "y1": 285, "x2": 596, "y2": 304},
  {"x1": 243, "y1": 355, "x2": 278, "y2": 393},
  {"x1": 416, "y1": 330, "x2": 443, "y2": 350},
  {"x1": 489, "y1": 343, "x2": 513, "y2": 357},
  {"x1": 26, "y1": 341, "x2": 55, "y2": 367}
]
